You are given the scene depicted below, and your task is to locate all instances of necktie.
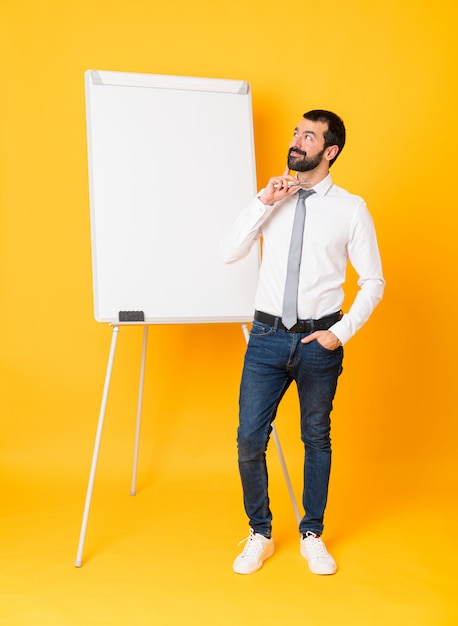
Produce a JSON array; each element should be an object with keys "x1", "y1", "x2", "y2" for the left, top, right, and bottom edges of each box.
[{"x1": 282, "y1": 189, "x2": 315, "y2": 329}]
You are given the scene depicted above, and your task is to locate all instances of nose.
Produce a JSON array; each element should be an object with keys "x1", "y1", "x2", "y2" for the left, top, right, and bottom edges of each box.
[{"x1": 290, "y1": 135, "x2": 302, "y2": 150}]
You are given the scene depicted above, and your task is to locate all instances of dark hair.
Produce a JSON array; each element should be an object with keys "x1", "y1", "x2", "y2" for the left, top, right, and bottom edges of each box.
[{"x1": 303, "y1": 110, "x2": 346, "y2": 167}]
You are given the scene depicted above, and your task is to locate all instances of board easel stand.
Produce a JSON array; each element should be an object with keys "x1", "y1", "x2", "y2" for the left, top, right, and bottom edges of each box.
[{"x1": 74, "y1": 323, "x2": 301, "y2": 567}]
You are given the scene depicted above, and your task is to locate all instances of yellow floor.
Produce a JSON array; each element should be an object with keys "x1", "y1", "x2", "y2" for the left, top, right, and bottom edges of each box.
[{"x1": 1, "y1": 439, "x2": 456, "y2": 626}]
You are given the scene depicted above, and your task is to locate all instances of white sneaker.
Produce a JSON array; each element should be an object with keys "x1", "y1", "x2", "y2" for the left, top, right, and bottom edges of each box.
[
  {"x1": 233, "y1": 529, "x2": 274, "y2": 574},
  {"x1": 300, "y1": 532, "x2": 337, "y2": 575}
]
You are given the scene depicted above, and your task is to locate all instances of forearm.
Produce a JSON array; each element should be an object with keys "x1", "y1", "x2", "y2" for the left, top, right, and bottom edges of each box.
[
  {"x1": 329, "y1": 278, "x2": 385, "y2": 344},
  {"x1": 221, "y1": 197, "x2": 272, "y2": 263},
  {"x1": 222, "y1": 171, "x2": 298, "y2": 263}
]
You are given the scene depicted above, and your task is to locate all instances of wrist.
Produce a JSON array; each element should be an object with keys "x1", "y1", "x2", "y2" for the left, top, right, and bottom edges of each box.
[{"x1": 259, "y1": 194, "x2": 274, "y2": 206}]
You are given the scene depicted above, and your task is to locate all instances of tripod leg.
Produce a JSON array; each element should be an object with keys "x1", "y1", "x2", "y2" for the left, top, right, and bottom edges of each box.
[
  {"x1": 75, "y1": 325, "x2": 120, "y2": 567},
  {"x1": 130, "y1": 325, "x2": 148, "y2": 496}
]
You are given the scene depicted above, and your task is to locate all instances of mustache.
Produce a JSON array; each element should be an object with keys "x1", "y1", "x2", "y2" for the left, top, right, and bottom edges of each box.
[{"x1": 288, "y1": 147, "x2": 307, "y2": 158}]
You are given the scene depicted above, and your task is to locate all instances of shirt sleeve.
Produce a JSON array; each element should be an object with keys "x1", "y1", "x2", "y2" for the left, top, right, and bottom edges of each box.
[
  {"x1": 220, "y1": 195, "x2": 275, "y2": 263},
  {"x1": 328, "y1": 202, "x2": 385, "y2": 344}
]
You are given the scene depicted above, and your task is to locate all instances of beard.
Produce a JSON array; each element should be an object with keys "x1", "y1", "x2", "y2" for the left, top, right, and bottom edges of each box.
[{"x1": 287, "y1": 147, "x2": 326, "y2": 172}]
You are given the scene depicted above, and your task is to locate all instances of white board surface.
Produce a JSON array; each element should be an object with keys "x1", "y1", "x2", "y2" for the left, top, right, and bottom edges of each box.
[{"x1": 85, "y1": 70, "x2": 260, "y2": 324}]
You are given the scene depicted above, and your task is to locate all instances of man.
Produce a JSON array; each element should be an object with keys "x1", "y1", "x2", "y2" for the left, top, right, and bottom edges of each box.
[{"x1": 221, "y1": 110, "x2": 385, "y2": 575}]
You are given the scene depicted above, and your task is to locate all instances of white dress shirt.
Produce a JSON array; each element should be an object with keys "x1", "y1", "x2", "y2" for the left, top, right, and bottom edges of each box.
[{"x1": 221, "y1": 173, "x2": 385, "y2": 345}]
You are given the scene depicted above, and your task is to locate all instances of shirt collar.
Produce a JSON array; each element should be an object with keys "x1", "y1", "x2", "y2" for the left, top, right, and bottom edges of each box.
[
  {"x1": 310, "y1": 173, "x2": 333, "y2": 197},
  {"x1": 291, "y1": 172, "x2": 333, "y2": 198}
]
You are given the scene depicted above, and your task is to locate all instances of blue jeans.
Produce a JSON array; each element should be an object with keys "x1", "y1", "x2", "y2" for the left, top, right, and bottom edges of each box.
[{"x1": 237, "y1": 318, "x2": 343, "y2": 538}]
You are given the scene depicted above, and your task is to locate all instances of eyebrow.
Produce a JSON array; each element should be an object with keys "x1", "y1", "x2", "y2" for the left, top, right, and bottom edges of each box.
[{"x1": 295, "y1": 127, "x2": 316, "y2": 136}]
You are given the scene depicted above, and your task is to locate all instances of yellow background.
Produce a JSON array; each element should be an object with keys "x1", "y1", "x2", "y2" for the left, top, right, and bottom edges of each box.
[{"x1": 1, "y1": 0, "x2": 457, "y2": 624}]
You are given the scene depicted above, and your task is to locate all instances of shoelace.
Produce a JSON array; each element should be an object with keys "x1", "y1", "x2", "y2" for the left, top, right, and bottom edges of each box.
[
  {"x1": 304, "y1": 532, "x2": 329, "y2": 558},
  {"x1": 237, "y1": 530, "x2": 264, "y2": 557}
]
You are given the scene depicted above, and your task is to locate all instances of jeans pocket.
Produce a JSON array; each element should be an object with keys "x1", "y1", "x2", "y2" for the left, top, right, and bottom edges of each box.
[
  {"x1": 250, "y1": 321, "x2": 275, "y2": 337},
  {"x1": 314, "y1": 339, "x2": 335, "y2": 353}
]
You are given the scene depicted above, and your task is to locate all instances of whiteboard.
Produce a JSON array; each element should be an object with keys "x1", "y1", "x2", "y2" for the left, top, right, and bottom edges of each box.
[{"x1": 85, "y1": 70, "x2": 260, "y2": 324}]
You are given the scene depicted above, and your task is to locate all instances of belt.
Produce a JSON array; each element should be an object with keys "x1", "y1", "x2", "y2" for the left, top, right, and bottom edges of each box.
[{"x1": 254, "y1": 310, "x2": 343, "y2": 333}]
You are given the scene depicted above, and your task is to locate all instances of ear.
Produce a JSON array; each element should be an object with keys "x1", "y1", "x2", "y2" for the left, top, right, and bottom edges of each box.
[{"x1": 325, "y1": 145, "x2": 339, "y2": 162}]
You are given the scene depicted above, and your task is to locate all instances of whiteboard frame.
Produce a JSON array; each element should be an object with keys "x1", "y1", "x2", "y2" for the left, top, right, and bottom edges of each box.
[{"x1": 85, "y1": 70, "x2": 260, "y2": 324}]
